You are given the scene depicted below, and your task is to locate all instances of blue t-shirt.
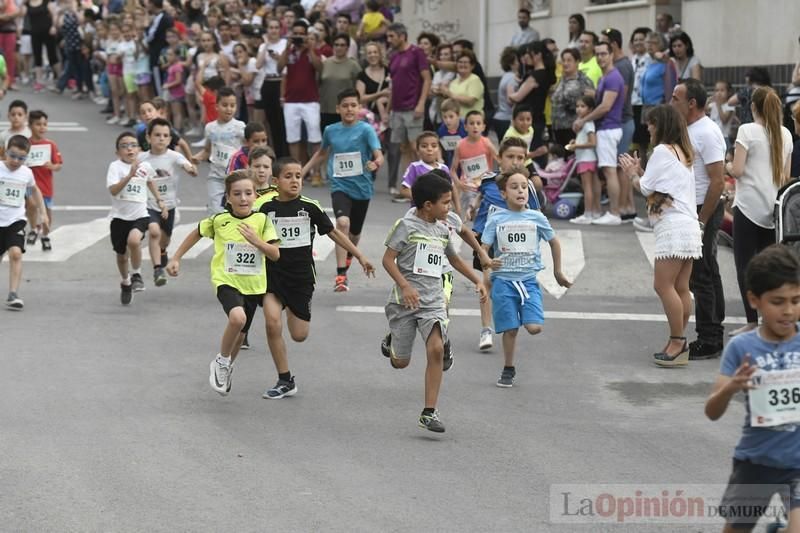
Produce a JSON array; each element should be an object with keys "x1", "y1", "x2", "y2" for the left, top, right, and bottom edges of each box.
[
  {"x1": 481, "y1": 208, "x2": 555, "y2": 281},
  {"x1": 321, "y1": 121, "x2": 381, "y2": 201},
  {"x1": 720, "y1": 329, "x2": 800, "y2": 469},
  {"x1": 596, "y1": 68, "x2": 625, "y2": 130},
  {"x1": 437, "y1": 120, "x2": 467, "y2": 168},
  {"x1": 473, "y1": 172, "x2": 540, "y2": 235},
  {"x1": 640, "y1": 61, "x2": 674, "y2": 106}
]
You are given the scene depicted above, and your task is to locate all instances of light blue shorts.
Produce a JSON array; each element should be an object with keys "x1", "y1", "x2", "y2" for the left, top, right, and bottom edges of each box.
[{"x1": 491, "y1": 277, "x2": 544, "y2": 333}]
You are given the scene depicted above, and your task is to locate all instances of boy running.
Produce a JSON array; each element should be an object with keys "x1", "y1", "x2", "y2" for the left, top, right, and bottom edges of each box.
[
  {"x1": 382, "y1": 172, "x2": 487, "y2": 433},
  {"x1": 167, "y1": 171, "x2": 280, "y2": 396},
  {"x1": 1, "y1": 135, "x2": 49, "y2": 310},
  {"x1": 137, "y1": 99, "x2": 193, "y2": 161},
  {"x1": 227, "y1": 122, "x2": 269, "y2": 174},
  {"x1": 192, "y1": 87, "x2": 246, "y2": 214},
  {"x1": 302, "y1": 89, "x2": 383, "y2": 292},
  {"x1": 27, "y1": 110, "x2": 62, "y2": 251},
  {"x1": 481, "y1": 169, "x2": 571, "y2": 387},
  {"x1": 450, "y1": 110, "x2": 500, "y2": 218},
  {"x1": 107, "y1": 132, "x2": 167, "y2": 304},
  {"x1": 397, "y1": 130, "x2": 450, "y2": 205},
  {"x1": 0, "y1": 100, "x2": 30, "y2": 156},
  {"x1": 259, "y1": 157, "x2": 375, "y2": 399},
  {"x1": 138, "y1": 118, "x2": 197, "y2": 285},
  {"x1": 705, "y1": 245, "x2": 800, "y2": 533}
]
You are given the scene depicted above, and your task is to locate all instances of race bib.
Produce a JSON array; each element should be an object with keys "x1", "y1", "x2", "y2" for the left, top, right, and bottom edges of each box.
[
  {"x1": 274, "y1": 216, "x2": 311, "y2": 248},
  {"x1": 26, "y1": 144, "x2": 52, "y2": 168},
  {"x1": 224, "y1": 241, "x2": 262, "y2": 275},
  {"x1": 461, "y1": 154, "x2": 489, "y2": 183},
  {"x1": 440, "y1": 135, "x2": 461, "y2": 152},
  {"x1": 749, "y1": 369, "x2": 800, "y2": 428},
  {"x1": 413, "y1": 241, "x2": 444, "y2": 278},
  {"x1": 212, "y1": 144, "x2": 236, "y2": 167},
  {"x1": 497, "y1": 222, "x2": 538, "y2": 254},
  {"x1": 118, "y1": 177, "x2": 147, "y2": 203},
  {"x1": 333, "y1": 151, "x2": 363, "y2": 178},
  {"x1": 153, "y1": 177, "x2": 176, "y2": 204},
  {"x1": 0, "y1": 179, "x2": 25, "y2": 207}
]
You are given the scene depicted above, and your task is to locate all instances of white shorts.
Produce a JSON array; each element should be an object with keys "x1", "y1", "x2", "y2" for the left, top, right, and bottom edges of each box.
[
  {"x1": 19, "y1": 34, "x2": 32, "y2": 55},
  {"x1": 596, "y1": 128, "x2": 622, "y2": 168},
  {"x1": 283, "y1": 102, "x2": 321, "y2": 144}
]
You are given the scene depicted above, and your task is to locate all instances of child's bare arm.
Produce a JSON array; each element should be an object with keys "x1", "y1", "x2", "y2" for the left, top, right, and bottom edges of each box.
[
  {"x1": 166, "y1": 228, "x2": 202, "y2": 275},
  {"x1": 328, "y1": 229, "x2": 375, "y2": 276},
  {"x1": 705, "y1": 358, "x2": 757, "y2": 420},
  {"x1": 547, "y1": 237, "x2": 571, "y2": 287},
  {"x1": 383, "y1": 247, "x2": 418, "y2": 308}
]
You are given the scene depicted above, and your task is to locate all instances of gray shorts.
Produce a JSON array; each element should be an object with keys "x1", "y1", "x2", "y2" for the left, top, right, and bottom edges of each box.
[
  {"x1": 390, "y1": 110, "x2": 423, "y2": 144},
  {"x1": 385, "y1": 303, "x2": 448, "y2": 359}
]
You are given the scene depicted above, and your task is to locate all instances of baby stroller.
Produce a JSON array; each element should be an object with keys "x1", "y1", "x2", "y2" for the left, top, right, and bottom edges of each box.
[
  {"x1": 531, "y1": 157, "x2": 581, "y2": 219},
  {"x1": 774, "y1": 178, "x2": 800, "y2": 255}
]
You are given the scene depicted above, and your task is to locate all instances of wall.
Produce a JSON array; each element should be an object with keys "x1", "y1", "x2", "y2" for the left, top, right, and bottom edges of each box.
[{"x1": 400, "y1": 0, "x2": 482, "y2": 49}]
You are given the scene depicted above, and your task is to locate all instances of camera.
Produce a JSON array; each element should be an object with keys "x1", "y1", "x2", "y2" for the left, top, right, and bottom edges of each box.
[{"x1": 292, "y1": 36, "x2": 305, "y2": 46}]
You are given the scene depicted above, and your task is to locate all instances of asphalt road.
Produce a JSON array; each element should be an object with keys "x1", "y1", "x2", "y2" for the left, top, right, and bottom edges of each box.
[{"x1": 1, "y1": 89, "x2": 765, "y2": 532}]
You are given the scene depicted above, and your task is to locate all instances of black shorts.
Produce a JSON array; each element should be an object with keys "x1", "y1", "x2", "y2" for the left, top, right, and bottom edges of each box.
[
  {"x1": 147, "y1": 208, "x2": 176, "y2": 237},
  {"x1": 266, "y1": 270, "x2": 314, "y2": 322},
  {"x1": 633, "y1": 105, "x2": 650, "y2": 145},
  {"x1": 719, "y1": 458, "x2": 800, "y2": 528},
  {"x1": 216, "y1": 284, "x2": 261, "y2": 333},
  {"x1": 109, "y1": 217, "x2": 149, "y2": 255},
  {"x1": 331, "y1": 191, "x2": 370, "y2": 236},
  {"x1": 0, "y1": 220, "x2": 26, "y2": 255},
  {"x1": 472, "y1": 231, "x2": 494, "y2": 270}
]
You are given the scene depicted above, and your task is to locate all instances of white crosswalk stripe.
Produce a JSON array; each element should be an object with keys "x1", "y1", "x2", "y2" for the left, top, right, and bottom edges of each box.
[
  {"x1": 539, "y1": 229, "x2": 584, "y2": 299},
  {"x1": 0, "y1": 121, "x2": 88, "y2": 132}
]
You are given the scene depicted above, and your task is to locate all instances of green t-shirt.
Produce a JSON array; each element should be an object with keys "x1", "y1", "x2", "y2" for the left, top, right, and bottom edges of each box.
[
  {"x1": 579, "y1": 56, "x2": 602, "y2": 87},
  {"x1": 0, "y1": 55, "x2": 7, "y2": 78},
  {"x1": 198, "y1": 210, "x2": 278, "y2": 295}
]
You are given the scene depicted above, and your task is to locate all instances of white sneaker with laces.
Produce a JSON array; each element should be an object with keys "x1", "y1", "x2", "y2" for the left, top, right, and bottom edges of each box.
[
  {"x1": 106, "y1": 115, "x2": 120, "y2": 125},
  {"x1": 209, "y1": 355, "x2": 231, "y2": 396},
  {"x1": 569, "y1": 213, "x2": 594, "y2": 225},
  {"x1": 633, "y1": 216, "x2": 653, "y2": 232},
  {"x1": 191, "y1": 138, "x2": 206, "y2": 148},
  {"x1": 592, "y1": 212, "x2": 622, "y2": 226},
  {"x1": 479, "y1": 327, "x2": 493, "y2": 352}
]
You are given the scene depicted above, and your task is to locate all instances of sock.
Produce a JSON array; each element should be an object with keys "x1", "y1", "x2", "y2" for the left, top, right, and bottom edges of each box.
[
  {"x1": 279, "y1": 371, "x2": 291, "y2": 382},
  {"x1": 504, "y1": 366, "x2": 515, "y2": 372},
  {"x1": 217, "y1": 354, "x2": 230, "y2": 365},
  {"x1": 121, "y1": 275, "x2": 131, "y2": 285},
  {"x1": 422, "y1": 407, "x2": 435, "y2": 416},
  {"x1": 336, "y1": 267, "x2": 347, "y2": 276},
  {"x1": 131, "y1": 267, "x2": 141, "y2": 275}
]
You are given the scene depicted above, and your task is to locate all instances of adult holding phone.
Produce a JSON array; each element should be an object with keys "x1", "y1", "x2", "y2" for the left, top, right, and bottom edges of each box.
[{"x1": 255, "y1": 17, "x2": 287, "y2": 157}]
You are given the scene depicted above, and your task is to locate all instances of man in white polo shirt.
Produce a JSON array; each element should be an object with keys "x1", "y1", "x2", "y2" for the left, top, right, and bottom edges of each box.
[{"x1": 671, "y1": 78, "x2": 727, "y2": 360}]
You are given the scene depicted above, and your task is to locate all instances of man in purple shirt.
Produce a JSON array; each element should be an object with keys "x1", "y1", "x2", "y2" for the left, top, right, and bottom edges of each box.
[
  {"x1": 386, "y1": 23, "x2": 431, "y2": 197},
  {"x1": 573, "y1": 41, "x2": 625, "y2": 225}
]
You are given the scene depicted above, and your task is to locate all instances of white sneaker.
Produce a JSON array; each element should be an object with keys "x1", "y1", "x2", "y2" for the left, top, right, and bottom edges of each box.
[
  {"x1": 191, "y1": 138, "x2": 206, "y2": 148},
  {"x1": 185, "y1": 126, "x2": 202, "y2": 137},
  {"x1": 106, "y1": 115, "x2": 120, "y2": 125},
  {"x1": 209, "y1": 355, "x2": 231, "y2": 396},
  {"x1": 569, "y1": 213, "x2": 594, "y2": 225},
  {"x1": 389, "y1": 187, "x2": 399, "y2": 196},
  {"x1": 633, "y1": 216, "x2": 653, "y2": 232},
  {"x1": 479, "y1": 327, "x2": 493, "y2": 352},
  {"x1": 592, "y1": 212, "x2": 622, "y2": 226}
]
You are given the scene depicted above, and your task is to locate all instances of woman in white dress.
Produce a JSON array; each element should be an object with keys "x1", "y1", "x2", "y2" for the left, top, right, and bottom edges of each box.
[{"x1": 620, "y1": 105, "x2": 702, "y2": 367}]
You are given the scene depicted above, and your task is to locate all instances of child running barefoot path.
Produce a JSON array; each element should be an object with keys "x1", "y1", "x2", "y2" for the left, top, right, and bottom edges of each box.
[
  {"x1": 167, "y1": 171, "x2": 280, "y2": 396},
  {"x1": 482, "y1": 170, "x2": 571, "y2": 387},
  {"x1": 1, "y1": 135, "x2": 49, "y2": 310},
  {"x1": 382, "y1": 173, "x2": 487, "y2": 433},
  {"x1": 705, "y1": 245, "x2": 800, "y2": 533},
  {"x1": 259, "y1": 158, "x2": 375, "y2": 399}
]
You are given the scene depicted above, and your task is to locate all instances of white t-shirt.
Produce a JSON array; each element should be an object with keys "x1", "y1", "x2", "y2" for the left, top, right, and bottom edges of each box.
[
  {"x1": 734, "y1": 123, "x2": 794, "y2": 228},
  {"x1": 220, "y1": 40, "x2": 239, "y2": 63},
  {"x1": 639, "y1": 144, "x2": 697, "y2": 221},
  {"x1": 0, "y1": 126, "x2": 31, "y2": 149},
  {"x1": 244, "y1": 57, "x2": 259, "y2": 102},
  {"x1": 687, "y1": 115, "x2": 726, "y2": 205},
  {"x1": 575, "y1": 120, "x2": 597, "y2": 163},
  {"x1": 119, "y1": 40, "x2": 137, "y2": 75},
  {"x1": 255, "y1": 40, "x2": 287, "y2": 100},
  {"x1": 707, "y1": 101, "x2": 735, "y2": 139},
  {"x1": 204, "y1": 119, "x2": 246, "y2": 179},
  {"x1": 0, "y1": 161, "x2": 35, "y2": 227},
  {"x1": 138, "y1": 149, "x2": 190, "y2": 210},
  {"x1": 107, "y1": 159, "x2": 156, "y2": 221}
]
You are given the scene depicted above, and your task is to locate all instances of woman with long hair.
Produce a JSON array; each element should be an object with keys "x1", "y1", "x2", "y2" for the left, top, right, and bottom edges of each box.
[
  {"x1": 566, "y1": 13, "x2": 585, "y2": 50},
  {"x1": 620, "y1": 105, "x2": 702, "y2": 367},
  {"x1": 356, "y1": 41, "x2": 390, "y2": 128},
  {"x1": 726, "y1": 87, "x2": 794, "y2": 336},
  {"x1": 669, "y1": 32, "x2": 702, "y2": 80}
]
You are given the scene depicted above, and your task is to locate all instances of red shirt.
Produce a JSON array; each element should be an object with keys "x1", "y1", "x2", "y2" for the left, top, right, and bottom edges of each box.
[
  {"x1": 202, "y1": 89, "x2": 218, "y2": 123},
  {"x1": 284, "y1": 48, "x2": 319, "y2": 103},
  {"x1": 29, "y1": 138, "x2": 61, "y2": 198}
]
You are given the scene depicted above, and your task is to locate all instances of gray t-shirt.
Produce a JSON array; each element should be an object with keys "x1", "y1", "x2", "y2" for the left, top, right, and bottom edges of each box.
[
  {"x1": 385, "y1": 210, "x2": 456, "y2": 309},
  {"x1": 614, "y1": 56, "x2": 634, "y2": 122},
  {"x1": 494, "y1": 71, "x2": 519, "y2": 121}
]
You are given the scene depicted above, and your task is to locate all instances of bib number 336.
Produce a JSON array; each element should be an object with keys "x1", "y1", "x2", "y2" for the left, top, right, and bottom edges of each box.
[{"x1": 749, "y1": 368, "x2": 800, "y2": 428}]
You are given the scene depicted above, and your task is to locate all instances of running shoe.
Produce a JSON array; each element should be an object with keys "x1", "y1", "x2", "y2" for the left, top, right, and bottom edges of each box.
[
  {"x1": 190, "y1": 138, "x2": 206, "y2": 148},
  {"x1": 381, "y1": 333, "x2": 392, "y2": 358},
  {"x1": 688, "y1": 340, "x2": 723, "y2": 360},
  {"x1": 569, "y1": 213, "x2": 594, "y2": 225},
  {"x1": 5, "y1": 292, "x2": 23, "y2": 310},
  {"x1": 209, "y1": 355, "x2": 231, "y2": 396},
  {"x1": 153, "y1": 267, "x2": 167, "y2": 287},
  {"x1": 106, "y1": 115, "x2": 121, "y2": 125},
  {"x1": 226, "y1": 363, "x2": 234, "y2": 394},
  {"x1": 120, "y1": 283, "x2": 133, "y2": 305},
  {"x1": 263, "y1": 377, "x2": 297, "y2": 399},
  {"x1": 479, "y1": 327, "x2": 493, "y2": 352},
  {"x1": 184, "y1": 126, "x2": 202, "y2": 137},
  {"x1": 443, "y1": 340, "x2": 454, "y2": 371},
  {"x1": 122, "y1": 119, "x2": 137, "y2": 128},
  {"x1": 620, "y1": 212, "x2": 636, "y2": 223},
  {"x1": 592, "y1": 212, "x2": 622, "y2": 226},
  {"x1": 633, "y1": 216, "x2": 653, "y2": 232},
  {"x1": 334, "y1": 274, "x2": 349, "y2": 292},
  {"x1": 497, "y1": 367, "x2": 516, "y2": 388},
  {"x1": 240, "y1": 333, "x2": 250, "y2": 350},
  {"x1": 418, "y1": 409, "x2": 445, "y2": 433},
  {"x1": 26, "y1": 230, "x2": 38, "y2": 245},
  {"x1": 130, "y1": 273, "x2": 145, "y2": 292},
  {"x1": 389, "y1": 187, "x2": 399, "y2": 196},
  {"x1": 41, "y1": 237, "x2": 51, "y2": 251},
  {"x1": 391, "y1": 194, "x2": 407, "y2": 203}
]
